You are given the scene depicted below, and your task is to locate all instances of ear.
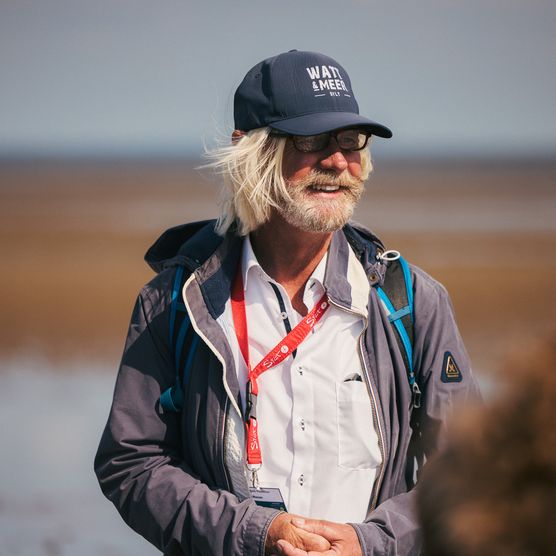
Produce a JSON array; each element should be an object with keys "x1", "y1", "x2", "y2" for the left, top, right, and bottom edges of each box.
[{"x1": 232, "y1": 130, "x2": 246, "y2": 144}]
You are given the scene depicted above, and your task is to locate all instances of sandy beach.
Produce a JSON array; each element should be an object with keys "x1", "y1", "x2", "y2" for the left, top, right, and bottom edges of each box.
[{"x1": 1, "y1": 158, "x2": 555, "y2": 372}]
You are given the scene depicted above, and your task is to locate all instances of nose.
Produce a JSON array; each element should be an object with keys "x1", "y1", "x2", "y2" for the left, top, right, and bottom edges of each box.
[{"x1": 318, "y1": 140, "x2": 348, "y2": 174}]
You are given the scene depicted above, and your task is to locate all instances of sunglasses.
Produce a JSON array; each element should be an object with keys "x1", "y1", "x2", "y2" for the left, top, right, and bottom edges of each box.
[{"x1": 272, "y1": 128, "x2": 371, "y2": 153}]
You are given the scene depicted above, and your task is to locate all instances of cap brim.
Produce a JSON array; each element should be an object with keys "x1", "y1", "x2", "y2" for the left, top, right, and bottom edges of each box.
[{"x1": 268, "y1": 111, "x2": 392, "y2": 138}]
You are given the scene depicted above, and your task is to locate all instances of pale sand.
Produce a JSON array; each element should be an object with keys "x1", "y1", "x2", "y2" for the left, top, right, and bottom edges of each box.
[{"x1": 1, "y1": 159, "x2": 555, "y2": 373}]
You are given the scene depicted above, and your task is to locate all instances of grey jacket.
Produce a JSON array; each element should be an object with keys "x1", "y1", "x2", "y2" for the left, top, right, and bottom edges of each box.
[{"x1": 94, "y1": 220, "x2": 480, "y2": 556}]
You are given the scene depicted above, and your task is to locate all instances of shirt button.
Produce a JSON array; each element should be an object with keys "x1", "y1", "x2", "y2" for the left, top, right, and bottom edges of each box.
[
  {"x1": 280, "y1": 311, "x2": 288, "y2": 320},
  {"x1": 297, "y1": 366, "x2": 303, "y2": 376},
  {"x1": 298, "y1": 474, "x2": 305, "y2": 486},
  {"x1": 300, "y1": 418, "x2": 306, "y2": 431}
]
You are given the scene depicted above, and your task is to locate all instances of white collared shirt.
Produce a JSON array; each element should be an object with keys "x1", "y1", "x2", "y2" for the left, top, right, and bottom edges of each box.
[{"x1": 218, "y1": 236, "x2": 382, "y2": 522}]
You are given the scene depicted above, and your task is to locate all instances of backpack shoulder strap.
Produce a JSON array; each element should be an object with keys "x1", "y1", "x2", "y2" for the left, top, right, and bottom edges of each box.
[
  {"x1": 374, "y1": 256, "x2": 421, "y2": 408},
  {"x1": 159, "y1": 265, "x2": 200, "y2": 412}
]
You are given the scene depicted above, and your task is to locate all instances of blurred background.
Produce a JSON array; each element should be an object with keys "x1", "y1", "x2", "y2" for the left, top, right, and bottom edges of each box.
[{"x1": 1, "y1": 1, "x2": 555, "y2": 554}]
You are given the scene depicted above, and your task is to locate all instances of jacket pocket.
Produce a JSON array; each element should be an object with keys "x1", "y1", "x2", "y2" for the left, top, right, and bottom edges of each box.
[{"x1": 336, "y1": 380, "x2": 379, "y2": 470}]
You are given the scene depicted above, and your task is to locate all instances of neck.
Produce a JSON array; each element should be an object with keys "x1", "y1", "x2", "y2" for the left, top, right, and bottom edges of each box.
[{"x1": 249, "y1": 213, "x2": 333, "y2": 314}]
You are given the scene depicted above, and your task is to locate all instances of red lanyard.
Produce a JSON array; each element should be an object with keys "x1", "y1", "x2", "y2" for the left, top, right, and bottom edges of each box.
[{"x1": 231, "y1": 262, "x2": 330, "y2": 473}]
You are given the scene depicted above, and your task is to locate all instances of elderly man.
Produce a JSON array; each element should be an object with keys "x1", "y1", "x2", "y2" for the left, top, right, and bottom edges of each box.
[{"x1": 95, "y1": 50, "x2": 480, "y2": 556}]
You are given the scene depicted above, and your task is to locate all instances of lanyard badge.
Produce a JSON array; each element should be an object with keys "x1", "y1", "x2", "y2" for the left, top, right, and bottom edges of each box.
[{"x1": 231, "y1": 262, "x2": 330, "y2": 488}]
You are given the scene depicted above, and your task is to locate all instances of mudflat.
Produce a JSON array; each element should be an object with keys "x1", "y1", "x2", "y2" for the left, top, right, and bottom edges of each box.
[{"x1": 1, "y1": 158, "x2": 555, "y2": 373}]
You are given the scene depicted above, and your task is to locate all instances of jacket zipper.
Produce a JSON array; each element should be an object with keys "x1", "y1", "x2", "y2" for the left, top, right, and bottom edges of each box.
[
  {"x1": 358, "y1": 333, "x2": 386, "y2": 510},
  {"x1": 182, "y1": 274, "x2": 239, "y2": 493},
  {"x1": 183, "y1": 275, "x2": 243, "y2": 420},
  {"x1": 219, "y1": 396, "x2": 232, "y2": 492},
  {"x1": 327, "y1": 297, "x2": 386, "y2": 511}
]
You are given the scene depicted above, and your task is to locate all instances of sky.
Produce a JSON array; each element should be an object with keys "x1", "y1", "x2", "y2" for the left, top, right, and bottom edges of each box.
[{"x1": 1, "y1": 0, "x2": 555, "y2": 158}]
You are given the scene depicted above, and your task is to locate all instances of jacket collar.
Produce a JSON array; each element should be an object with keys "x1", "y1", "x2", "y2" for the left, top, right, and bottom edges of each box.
[
  {"x1": 146, "y1": 219, "x2": 387, "y2": 319},
  {"x1": 198, "y1": 225, "x2": 386, "y2": 320},
  {"x1": 324, "y1": 230, "x2": 369, "y2": 316}
]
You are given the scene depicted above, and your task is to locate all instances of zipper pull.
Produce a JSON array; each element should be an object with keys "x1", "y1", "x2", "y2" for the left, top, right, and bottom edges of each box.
[{"x1": 412, "y1": 382, "x2": 422, "y2": 409}]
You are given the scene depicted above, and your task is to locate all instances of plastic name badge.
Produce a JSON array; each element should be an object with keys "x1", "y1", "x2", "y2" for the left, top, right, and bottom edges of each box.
[{"x1": 249, "y1": 487, "x2": 288, "y2": 511}]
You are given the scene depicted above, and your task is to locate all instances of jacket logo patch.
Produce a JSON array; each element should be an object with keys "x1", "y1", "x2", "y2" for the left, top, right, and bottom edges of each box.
[{"x1": 441, "y1": 351, "x2": 462, "y2": 383}]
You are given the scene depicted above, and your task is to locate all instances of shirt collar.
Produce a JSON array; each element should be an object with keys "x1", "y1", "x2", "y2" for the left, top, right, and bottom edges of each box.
[
  {"x1": 242, "y1": 234, "x2": 327, "y2": 293},
  {"x1": 241, "y1": 232, "x2": 368, "y2": 317},
  {"x1": 306, "y1": 250, "x2": 327, "y2": 292},
  {"x1": 242, "y1": 234, "x2": 268, "y2": 291}
]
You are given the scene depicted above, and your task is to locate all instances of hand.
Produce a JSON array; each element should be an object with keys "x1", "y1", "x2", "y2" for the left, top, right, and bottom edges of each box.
[
  {"x1": 275, "y1": 518, "x2": 362, "y2": 556},
  {"x1": 265, "y1": 513, "x2": 331, "y2": 556}
]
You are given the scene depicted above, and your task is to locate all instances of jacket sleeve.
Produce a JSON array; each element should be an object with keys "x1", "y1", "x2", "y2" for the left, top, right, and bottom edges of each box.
[
  {"x1": 352, "y1": 266, "x2": 482, "y2": 555},
  {"x1": 94, "y1": 275, "x2": 278, "y2": 556}
]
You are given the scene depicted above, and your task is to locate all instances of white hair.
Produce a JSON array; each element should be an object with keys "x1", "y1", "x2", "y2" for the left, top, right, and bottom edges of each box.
[{"x1": 203, "y1": 127, "x2": 373, "y2": 236}]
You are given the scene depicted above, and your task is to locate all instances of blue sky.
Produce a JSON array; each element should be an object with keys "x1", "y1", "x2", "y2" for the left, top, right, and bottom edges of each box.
[{"x1": 1, "y1": 0, "x2": 555, "y2": 158}]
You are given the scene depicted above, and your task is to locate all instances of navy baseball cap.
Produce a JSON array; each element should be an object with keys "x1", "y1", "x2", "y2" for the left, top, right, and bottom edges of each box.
[{"x1": 234, "y1": 50, "x2": 392, "y2": 138}]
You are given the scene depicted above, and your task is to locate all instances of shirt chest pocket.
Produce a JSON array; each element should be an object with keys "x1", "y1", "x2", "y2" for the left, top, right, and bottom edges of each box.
[{"x1": 336, "y1": 380, "x2": 381, "y2": 470}]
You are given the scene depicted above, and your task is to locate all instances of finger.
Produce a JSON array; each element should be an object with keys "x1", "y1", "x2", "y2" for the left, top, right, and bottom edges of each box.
[
  {"x1": 296, "y1": 530, "x2": 331, "y2": 551},
  {"x1": 276, "y1": 539, "x2": 308, "y2": 556},
  {"x1": 277, "y1": 540, "x2": 336, "y2": 556},
  {"x1": 291, "y1": 519, "x2": 338, "y2": 540}
]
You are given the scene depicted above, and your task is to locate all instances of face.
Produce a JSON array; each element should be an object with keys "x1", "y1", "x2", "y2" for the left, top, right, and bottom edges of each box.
[{"x1": 278, "y1": 133, "x2": 366, "y2": 233}]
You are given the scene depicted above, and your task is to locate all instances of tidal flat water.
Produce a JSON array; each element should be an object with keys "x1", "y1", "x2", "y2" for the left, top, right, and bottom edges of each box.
[{"x1": 0, "y1": 360, "x2": 156, "y2": 556}]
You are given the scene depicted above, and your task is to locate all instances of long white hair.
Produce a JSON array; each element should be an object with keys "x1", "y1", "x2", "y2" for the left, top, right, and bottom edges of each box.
[{"x1": 203, "y1": 127, "x2": 373, "y2": 236}]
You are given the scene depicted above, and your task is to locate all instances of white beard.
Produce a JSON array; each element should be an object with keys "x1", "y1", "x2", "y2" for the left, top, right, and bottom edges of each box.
[{"x1": 279, "y1": 171, "x2": 365, "y2": 233}]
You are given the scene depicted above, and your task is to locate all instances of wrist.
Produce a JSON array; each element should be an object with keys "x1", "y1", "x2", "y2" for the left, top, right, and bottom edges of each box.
[
  {"x1": 264, "y1": 512, "x2": 289, "y2": 556},
  {"x1": 348, "y1": 523, "x2": 366, "y2": 556}
]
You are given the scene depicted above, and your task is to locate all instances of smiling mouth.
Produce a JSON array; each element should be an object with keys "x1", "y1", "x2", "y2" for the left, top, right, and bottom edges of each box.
[{"x1": 309, "y1": 184, "x2": 342, "y2": 192}]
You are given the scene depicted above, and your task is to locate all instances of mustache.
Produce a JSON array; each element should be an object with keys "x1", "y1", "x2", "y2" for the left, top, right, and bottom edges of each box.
[{"x1": 288, "y1": 170, "x2": 364, "y2": 191}]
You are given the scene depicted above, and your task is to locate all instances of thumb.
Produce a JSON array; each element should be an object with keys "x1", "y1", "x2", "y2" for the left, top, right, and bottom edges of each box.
[{"x1": 291, "y1": 518, "x2": 335, "y2": 539}]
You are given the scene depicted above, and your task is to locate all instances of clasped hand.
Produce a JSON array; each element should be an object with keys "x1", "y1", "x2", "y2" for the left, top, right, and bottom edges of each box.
[{"x1": 265, "y1": 513, "x2": 362, "y2": 556}]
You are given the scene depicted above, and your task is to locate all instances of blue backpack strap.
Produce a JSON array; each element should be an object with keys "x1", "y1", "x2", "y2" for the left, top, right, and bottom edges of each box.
[
  {"x1": 160, "y1": 265, "x2": 200, "y2": 412},
  {"x1": 375, "y1": 256, "x2": 421, "y2": 408},
  {"x1": 376, "y1": 255, "x2": 426, "y2": 486}
]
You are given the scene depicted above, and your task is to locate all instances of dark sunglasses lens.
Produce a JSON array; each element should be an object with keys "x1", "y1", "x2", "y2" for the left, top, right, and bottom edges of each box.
[
  {"x1": 292, "y1": 130, "x2": 369, "y2": 152},
  {"x1": 336, "y1": 130, "x2": 367, "y2": 151},
  {"x1": 293, "y1": 133, "x2": 329, "y2": 152}
]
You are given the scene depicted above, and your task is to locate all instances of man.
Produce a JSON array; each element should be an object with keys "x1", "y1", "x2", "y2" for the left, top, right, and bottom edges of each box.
[{"x1": 95, "y1": 50, "x2": 480, "y2": 555}]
